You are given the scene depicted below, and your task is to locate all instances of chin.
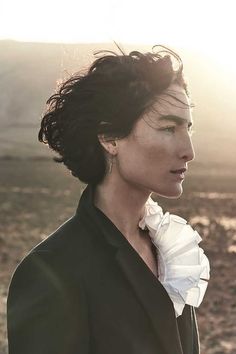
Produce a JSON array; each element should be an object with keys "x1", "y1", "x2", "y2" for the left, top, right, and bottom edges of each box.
[{"x1": 154, "y1": 184, "x2": 183, "y2": 199}]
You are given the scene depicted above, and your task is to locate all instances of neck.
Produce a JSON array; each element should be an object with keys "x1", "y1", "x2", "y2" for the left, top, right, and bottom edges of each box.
[{"x1": 94, "y1": 174, "x2": 151, "y2": 243}]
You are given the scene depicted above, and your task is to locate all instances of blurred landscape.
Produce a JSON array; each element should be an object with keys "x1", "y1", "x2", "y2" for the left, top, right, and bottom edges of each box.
[
  {"x1": 1, "y1": 40, "x2": 236, "y2": 167},
  {"x1": 0, "y1": 40, "x2": 236, "y2": 354}
]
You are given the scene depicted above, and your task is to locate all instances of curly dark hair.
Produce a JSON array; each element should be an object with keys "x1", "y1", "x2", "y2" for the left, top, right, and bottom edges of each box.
[{"x1": 38, "y1": 45, "x2": 188, "y2": 185}]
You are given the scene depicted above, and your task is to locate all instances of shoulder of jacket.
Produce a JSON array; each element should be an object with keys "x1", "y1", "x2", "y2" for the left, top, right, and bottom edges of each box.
[
  {"x1": 30, "y1": 213, "x2": 94, "y2": 256},
  {"x1": 11, "y1": 215, "x2": 93, "y2": 282}
]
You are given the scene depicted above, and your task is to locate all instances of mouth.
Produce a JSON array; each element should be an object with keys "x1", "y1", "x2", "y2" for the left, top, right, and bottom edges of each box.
[
  {"x1": 170, "y1": 168, "x2": 187, "y2": 179},
  {"x1": 170, "y1": 168, "x2": 187, "y2": 174}
]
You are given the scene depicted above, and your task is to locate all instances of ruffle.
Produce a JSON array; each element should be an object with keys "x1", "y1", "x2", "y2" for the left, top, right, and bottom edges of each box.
[{"x1": 139, "y1": 197, "x2": 210, "y2": 317}]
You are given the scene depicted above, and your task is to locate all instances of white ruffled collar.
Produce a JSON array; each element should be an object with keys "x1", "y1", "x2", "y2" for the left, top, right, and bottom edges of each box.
[{"x1": 139, "y1": 196, "x2": 210, "y2": 317}]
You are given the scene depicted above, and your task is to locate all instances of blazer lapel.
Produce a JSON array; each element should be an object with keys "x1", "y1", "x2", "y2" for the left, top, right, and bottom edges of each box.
[
  {"x1": 115, "y1": 245, "x2": 183, "y2": 354},
  {"x1": 77, "y1": 185, "x2": 184, "y2": 354}
]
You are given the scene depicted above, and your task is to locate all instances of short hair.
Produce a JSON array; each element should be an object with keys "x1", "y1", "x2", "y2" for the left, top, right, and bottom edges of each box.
[{"x1": 38, "y1": 45, "x2": 188, "y2": 185}]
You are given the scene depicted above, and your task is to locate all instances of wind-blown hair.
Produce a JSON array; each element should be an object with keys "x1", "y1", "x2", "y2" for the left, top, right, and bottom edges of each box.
[{"x1": 38, "y1": 45, "x2": 188, "y2": 185}]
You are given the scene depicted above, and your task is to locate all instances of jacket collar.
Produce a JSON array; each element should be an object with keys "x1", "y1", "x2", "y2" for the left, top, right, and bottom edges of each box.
[{"x1": 76, "y1": 185, "x2": 184, "y2": 354}]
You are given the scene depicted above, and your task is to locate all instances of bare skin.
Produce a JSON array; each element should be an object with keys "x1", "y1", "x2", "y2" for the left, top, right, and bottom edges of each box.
[
  {"x1": 134, "y1": 230, "x2": 158, "y2": 278},
  {"x1": 94, "y1": 177, "x2": 158, "y2": 277},
  {"x1": 94, "y1": 84, "x2": 194, "y2": 278}
]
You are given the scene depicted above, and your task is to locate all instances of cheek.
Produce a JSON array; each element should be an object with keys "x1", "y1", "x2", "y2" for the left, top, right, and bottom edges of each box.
[
  {"x1": 117, "y1": 138, "x2": 170, "y2": 176},
  {"x1": 138, "y1": 136, "x2": 173, "y2": 164}
]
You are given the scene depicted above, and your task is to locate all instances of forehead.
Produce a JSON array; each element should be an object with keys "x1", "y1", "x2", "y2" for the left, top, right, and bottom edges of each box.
[{"x1": 149, "y1": 83, "x2": 193, "y2": 123}]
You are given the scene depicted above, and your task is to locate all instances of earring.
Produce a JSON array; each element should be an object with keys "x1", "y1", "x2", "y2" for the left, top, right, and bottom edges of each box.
[{"x1": 108, "y1": 155, "x2": 113, "y2": 173}]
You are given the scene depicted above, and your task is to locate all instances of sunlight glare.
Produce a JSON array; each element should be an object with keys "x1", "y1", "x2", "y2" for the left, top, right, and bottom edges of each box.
[{"x1": 0, "y1": 0, "x2": 235, "y2": 72}]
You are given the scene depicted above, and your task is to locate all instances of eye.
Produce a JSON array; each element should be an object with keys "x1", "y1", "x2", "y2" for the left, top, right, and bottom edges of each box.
[
  {"x1": 187, "y1": 125, "x2": 195, "y2": 136},
  {"x1": 161, "y1": 126, "x2": 176, "y2": 133}
]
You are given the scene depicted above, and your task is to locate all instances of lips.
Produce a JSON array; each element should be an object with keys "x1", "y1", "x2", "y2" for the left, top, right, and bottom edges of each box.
[{"x1": 170, "y1": 168, "x2": 187, "y2": 174}]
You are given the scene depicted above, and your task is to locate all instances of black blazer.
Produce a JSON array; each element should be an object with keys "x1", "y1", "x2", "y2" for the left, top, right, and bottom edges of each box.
[{"x1": 7, "y1": 185, "x2": 200, "y2": 354}]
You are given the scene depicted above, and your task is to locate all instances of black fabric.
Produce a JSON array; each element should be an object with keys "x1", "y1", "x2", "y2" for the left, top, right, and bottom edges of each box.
[{"x1": 7, "y1": 184, "x2": 200, "y2": 354}]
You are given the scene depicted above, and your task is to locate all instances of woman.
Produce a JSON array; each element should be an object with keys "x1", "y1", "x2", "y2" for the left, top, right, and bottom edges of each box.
[{"x1": 7, "y1": 46, "x2": 210, "y2": 354}]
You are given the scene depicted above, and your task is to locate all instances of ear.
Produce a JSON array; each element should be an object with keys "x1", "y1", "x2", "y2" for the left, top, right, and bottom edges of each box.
[{"x1": 97, "y1": 134, "x2": 118, "y2": 156}]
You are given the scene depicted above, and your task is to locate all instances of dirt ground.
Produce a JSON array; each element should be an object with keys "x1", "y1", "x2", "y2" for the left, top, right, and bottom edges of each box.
[{"x1": 1, "y1": 159, "x2": 236, "y2": 354}]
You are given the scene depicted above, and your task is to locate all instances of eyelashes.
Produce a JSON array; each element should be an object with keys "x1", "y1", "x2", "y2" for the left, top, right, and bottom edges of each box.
[
  {"x1": 145, "y1": 117, "x2": 195, "y2": 136},
  {"x1": 187, "y1": 126, "x2": 195, "y2": 136},
  {"x1": 161, "y1": 126, "x2": 176, "y2": 133},
  {"x1": 159, "y1": 126, "x2": 195, "y2": 136}
]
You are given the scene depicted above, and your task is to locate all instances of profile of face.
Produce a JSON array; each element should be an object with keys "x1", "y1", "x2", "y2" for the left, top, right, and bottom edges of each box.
[{"x1": 113, "y1": 83, "x2": 195, "y2": 198}]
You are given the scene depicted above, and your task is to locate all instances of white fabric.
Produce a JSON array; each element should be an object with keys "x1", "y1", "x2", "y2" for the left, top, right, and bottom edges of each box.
[{"x1": 139, "y1": 197, "x2": 210, "y2": 317}]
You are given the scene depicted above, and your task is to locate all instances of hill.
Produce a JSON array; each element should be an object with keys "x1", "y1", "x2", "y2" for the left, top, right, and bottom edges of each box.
[{"x1": 0, "y1": 40, "x2": 235, "y2": 172}]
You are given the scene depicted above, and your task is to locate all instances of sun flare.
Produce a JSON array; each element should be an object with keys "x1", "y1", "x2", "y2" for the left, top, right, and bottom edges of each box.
[{"x1": 1, "y1": 0, "x2": 235, "y2": 72}]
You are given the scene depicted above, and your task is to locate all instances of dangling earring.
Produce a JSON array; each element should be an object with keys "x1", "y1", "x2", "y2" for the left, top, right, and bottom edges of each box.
[{"x1": 108, "y1": 155, "x2": 113, "y2": 173}]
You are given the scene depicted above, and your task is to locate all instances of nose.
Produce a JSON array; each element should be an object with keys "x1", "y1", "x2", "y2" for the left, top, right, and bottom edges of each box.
[{"x1": 179, "y1": 133, "x2": 195, "y2": 162}]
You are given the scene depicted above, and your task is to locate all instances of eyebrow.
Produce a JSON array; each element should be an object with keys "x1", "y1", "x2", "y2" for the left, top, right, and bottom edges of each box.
[{"x1": 159, "y1": 115, "x2": 193, "y2": 128}]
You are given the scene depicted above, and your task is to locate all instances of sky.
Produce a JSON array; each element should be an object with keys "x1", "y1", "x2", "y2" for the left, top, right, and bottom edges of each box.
[{"x1": 0, "y1": 0, "x2": 236, "y2": 71}]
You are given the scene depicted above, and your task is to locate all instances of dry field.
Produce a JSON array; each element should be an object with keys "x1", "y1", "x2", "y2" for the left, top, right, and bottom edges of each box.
[{"x1": 1, "y1": 159, "x2": 236, "y2": 354}]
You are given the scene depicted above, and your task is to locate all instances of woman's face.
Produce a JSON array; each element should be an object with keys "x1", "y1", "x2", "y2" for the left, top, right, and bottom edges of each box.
[{"x1": 115, "y1": 83, "x2": 195, "y2": 198}]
